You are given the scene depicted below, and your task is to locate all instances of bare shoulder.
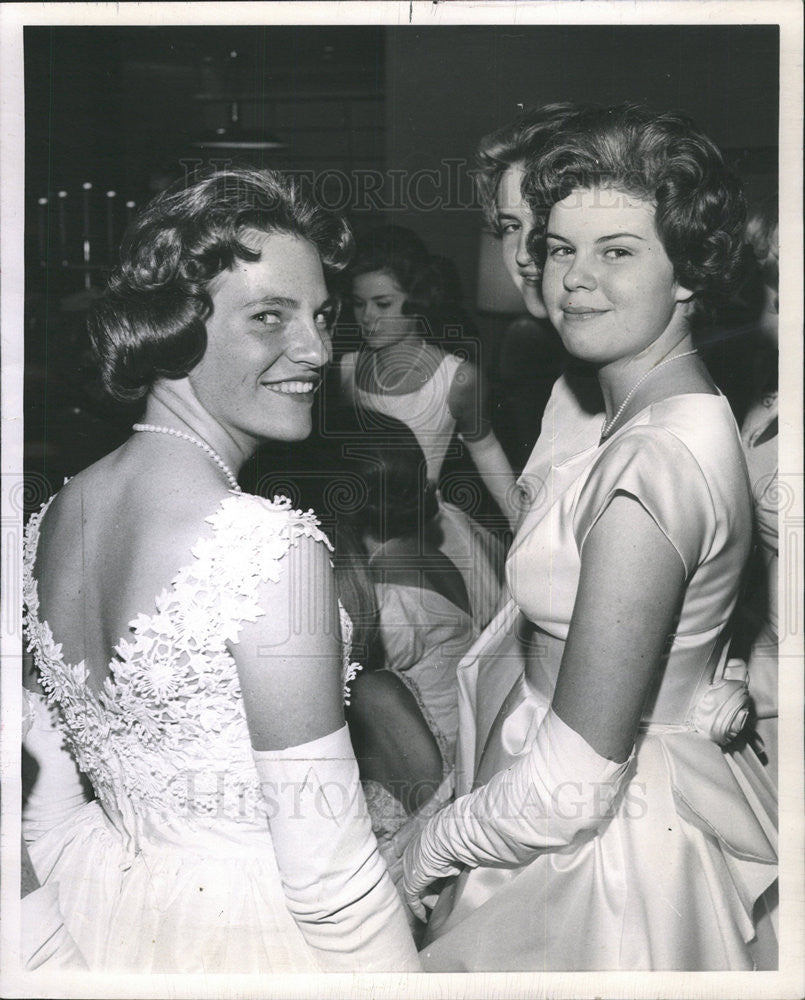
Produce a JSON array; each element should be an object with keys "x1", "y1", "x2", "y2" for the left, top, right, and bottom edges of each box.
[{"x1": 35, "y1": 449, "x2": 236, "y2": 613}]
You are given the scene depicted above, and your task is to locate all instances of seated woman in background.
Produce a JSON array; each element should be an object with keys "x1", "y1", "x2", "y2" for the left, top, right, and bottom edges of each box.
[
  {"x1": 21, "y1": 167, "x2": 418, "y2": 973},
  {"x1": 338, "y1": 226, "x2": 517, "y2": 596},
  {"x1": 298, "y1": 412, "x2": 499, "y2": 887},
  {"x1": 403, "y1": 104, "x2": 777, "y2": 971}
]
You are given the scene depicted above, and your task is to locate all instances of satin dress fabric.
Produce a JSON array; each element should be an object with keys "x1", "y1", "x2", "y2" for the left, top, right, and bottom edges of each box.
[{"x1": 420, "y1": 375, "x2": 778, "y2": 971}]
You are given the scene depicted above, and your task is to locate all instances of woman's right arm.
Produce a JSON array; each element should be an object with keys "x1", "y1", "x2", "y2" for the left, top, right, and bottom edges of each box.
[{"x1": 231, "y1": 534, "x2": 420, "y2": 971}]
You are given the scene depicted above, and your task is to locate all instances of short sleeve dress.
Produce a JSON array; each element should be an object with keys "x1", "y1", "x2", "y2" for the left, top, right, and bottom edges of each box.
[
  {"x1": 22, "y1": 492, "x2": 369, "y2": 973},
  {"x1": 420, "y1": 375, "x2": 778, "y2": 971}
]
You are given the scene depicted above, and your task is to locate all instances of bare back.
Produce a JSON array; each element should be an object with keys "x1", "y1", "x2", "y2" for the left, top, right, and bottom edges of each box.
[{"x1": 34, "y1": 444, "x2": 232, "y2": 695}]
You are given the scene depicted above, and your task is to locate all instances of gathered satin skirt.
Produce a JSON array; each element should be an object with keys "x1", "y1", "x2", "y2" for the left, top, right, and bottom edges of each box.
[{"x1": 420, "y1": 663, "x2": 778, "y2": 971}]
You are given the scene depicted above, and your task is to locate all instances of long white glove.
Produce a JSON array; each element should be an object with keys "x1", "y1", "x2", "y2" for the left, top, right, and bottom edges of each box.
[
  {"x1": 21, "y1": 693, "x2": 90, "y2": 968},
  {"x1": 402, "y1": 708, "x2": 632, "y2": 919},
  {"x1": 22, "y1": 691, "x2": 90, "y2": 845},
  {"x1": 21, "y1": 883, "x2": 88, "y2": 970},
  {"x1": 252, "y1": 724, "x2": 420, "y2": 971}
]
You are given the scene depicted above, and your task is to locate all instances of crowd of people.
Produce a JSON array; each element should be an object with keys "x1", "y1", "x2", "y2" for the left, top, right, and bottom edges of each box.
[{"x1": 21, "y1": 102, "x2": 780, "y2": 973}]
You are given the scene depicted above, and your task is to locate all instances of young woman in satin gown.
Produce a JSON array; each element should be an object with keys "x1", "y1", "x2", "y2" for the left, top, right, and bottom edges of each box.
[{"x1": 402, "y1": 104, "x2": 778, "y2": 971}]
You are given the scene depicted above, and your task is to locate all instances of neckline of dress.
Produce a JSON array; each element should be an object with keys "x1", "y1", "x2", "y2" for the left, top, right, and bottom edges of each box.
[
  {"x1": 535, "y1": 389, "x2": 727, "y2": 475},
  {"x1": 358, "y1": 345, "x2": 450, "y2": 398},
  {"x1": 595, "y1": 388, "x2": 725, "y2": 446}
]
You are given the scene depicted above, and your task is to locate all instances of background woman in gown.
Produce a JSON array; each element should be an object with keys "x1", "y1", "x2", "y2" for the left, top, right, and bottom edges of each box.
[
  {"x1": 338, "y1": 226, "x2": 516, "y2": 609},
  {"x1": 21, "y1": 167, "x2": 419, "y2": 972},
  {"x1": 337, "y1": 419, "x2": 489, "y2": 887},
  {"x1": 731, "y1": 194, "x2": 780, "y2": 781},
  {"x1": 402, "y1": 104, "x2": 778, "y2": 971}
]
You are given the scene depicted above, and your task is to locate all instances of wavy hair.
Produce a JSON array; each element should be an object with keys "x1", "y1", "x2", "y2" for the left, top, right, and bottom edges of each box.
[
  {"x1": 475, "y1": 103, "x2": 595, "y2": 234},
  {"x1": 522, "y1": 104, "x2": 748, "y2": 314},
  {"x1": 89, "y1": 167, "x2": 354, "y2": 401}
]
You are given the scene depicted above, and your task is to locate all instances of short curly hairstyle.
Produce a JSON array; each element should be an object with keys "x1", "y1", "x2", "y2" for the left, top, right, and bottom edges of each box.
[
  {"x1": 90, "y1": 167, "x2": 354, "y2": 401},
  {"x1": 475, "y1": 103, "x2": 595, "y2": 234},
  {"x1": 522, "y1": 104, "x2": 748, "y2": 314}
]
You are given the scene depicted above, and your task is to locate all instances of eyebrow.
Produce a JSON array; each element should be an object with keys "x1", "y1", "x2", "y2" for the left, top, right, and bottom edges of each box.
[
  {"x1": 243, "y1": 295, "x2": 338, "y2": 314},
  {"x1": 243, "y1": 295, "x2": 300, "y2": 310},
  {"x1": 595, "y1": 232, "x2": 646, "y2": 243},
  {"x1": 545, "y1": 231, "x2": 646, "y2": 243}
]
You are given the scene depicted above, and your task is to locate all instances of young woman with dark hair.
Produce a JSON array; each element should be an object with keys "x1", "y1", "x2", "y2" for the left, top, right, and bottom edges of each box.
[
  {"x1": 295, "y1": 410, "x2": 500, "y2": 896},
  {"x1": 403, "y1": 105, "x2": 777, "y2": 971},
  {"x1": 339, "y1": 224, "x2": 520, "y2": 537}
]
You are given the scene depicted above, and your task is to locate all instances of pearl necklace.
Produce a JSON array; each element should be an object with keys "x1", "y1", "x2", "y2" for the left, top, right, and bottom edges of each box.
[
  {"x1": 601, "y1": 349, "x2": 698, "y2": 439},
  {"x1": 370, "y1": 340, "x2": 431, "y2": 393},
  {"x1": 132, "y1": 423, "x2": 242, "y2": 492}
]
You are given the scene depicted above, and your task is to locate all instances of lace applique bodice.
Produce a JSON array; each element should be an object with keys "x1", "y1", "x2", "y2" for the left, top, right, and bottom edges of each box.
[{"x1": 23, "y1": 492, "x2": 360, "y2": 833}]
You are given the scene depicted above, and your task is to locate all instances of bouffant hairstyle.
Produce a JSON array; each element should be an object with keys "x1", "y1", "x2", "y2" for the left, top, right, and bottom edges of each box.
[
  {"x1": 89, "y1": 167, "x2": 354, "y2": 401},
  {"x1": 348, "y1": 225, "x2": 464, "y2": 331},
  {"x1": 522, "y1": 104, "x2": 748, "y2": 315},
  {"x1": 475, "y1": 103, "x2": 594, "y2": 234}
]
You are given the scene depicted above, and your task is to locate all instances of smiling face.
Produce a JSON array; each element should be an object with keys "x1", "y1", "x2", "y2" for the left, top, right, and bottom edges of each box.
[
  {"x1": 496, "y1": 163, "x2": 547, "y2": 319},
  {"x1": 542, "y1": 186, "x2": 692, "y2": 366},
  {"x1": 188, "y1": 230, "x2": 335, "y2": 447},
  {"x1": 351, "y1": 269, "x2": 418, "y2": 348}
]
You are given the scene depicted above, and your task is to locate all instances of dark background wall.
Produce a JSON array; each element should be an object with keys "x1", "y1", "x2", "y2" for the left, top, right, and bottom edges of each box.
[
  {"x1": 23, "y1": 23, "x2": 779, "y2": 493},
  {"x1": 385, "y1": 24, "x2": 779, "y2": 300},
  {"x1": 26, "y1": 24, "x2": 779, "y2": 302}
]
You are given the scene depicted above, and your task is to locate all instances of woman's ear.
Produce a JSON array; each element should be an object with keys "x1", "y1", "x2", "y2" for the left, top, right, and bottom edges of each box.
[{"x1": 673, "y1": 281, "x2": 697, "y2": 304}]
